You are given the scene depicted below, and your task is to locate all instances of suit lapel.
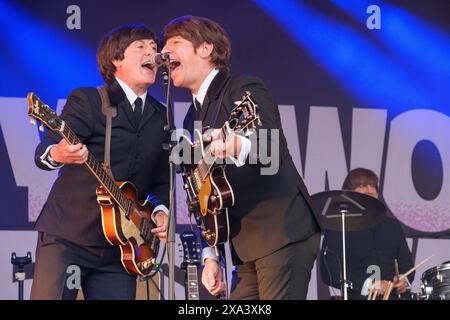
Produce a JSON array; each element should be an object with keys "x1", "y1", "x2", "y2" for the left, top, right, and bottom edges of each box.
[
  {"x1": 106, "y1": 80, "x2": 136, "y2": 128},
  {"x1": 198, "y1": 70, "x2": 231, "y2": 125},
  {"x1": 185, "y1": 103, "x2": 196, "y2": 135}
]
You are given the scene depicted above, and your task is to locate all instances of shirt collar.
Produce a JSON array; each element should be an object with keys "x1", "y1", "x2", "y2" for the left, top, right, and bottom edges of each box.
[
  {"x1": 192, "y1": 68, "x2": 219, "y2": 109},
  {"x1": 115, "y1": 77, "x2": 147, "y2": 109}
]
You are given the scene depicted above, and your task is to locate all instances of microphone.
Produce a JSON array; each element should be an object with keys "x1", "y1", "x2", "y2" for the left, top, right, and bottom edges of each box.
[{"x1": 149, "y1": 52, "x2": 170, "y2": 67}]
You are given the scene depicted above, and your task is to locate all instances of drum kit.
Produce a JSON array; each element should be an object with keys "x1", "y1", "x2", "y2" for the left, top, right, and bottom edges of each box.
[
  {"x1": 311, "y1": 190, "x2": 450, "y2": 300},
  {"x1": 420, "y1": 261, "x2": 450, "y2": 300}
]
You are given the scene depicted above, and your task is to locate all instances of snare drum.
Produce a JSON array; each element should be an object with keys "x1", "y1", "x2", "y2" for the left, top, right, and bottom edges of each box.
[{"x1": 421, "y1": 261, "x2": 450, "y2": 300}]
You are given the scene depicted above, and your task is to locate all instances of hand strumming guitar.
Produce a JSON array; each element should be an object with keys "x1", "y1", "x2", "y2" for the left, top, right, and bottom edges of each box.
[{"x1": 151, "y1": 211, "x2": 168, "y2": 243}]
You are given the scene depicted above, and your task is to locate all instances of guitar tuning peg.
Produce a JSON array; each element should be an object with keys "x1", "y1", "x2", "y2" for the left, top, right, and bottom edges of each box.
[
  {"x1": 29, "y1": 118, "x2": 36, "y2": 125},
  {"x1": 39, "y1": 125, "x2": 45, "y2": 132}
]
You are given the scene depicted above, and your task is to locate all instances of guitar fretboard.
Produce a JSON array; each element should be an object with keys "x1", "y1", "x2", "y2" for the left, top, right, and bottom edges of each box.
[
  {"x1": 187, "y1": 265, "x2": 200, "y2": 300},
  {"x1": 59, "y1": 121, "x2": 131, "y2": 213}
]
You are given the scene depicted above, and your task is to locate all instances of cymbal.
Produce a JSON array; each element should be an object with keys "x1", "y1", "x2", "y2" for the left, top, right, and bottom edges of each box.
[{"x1": 311, "y1": 190, "x2": 387, "y2": 231}]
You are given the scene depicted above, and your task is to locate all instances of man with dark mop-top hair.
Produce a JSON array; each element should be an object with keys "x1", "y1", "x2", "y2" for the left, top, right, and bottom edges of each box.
[
  {"x1": 162, "y1": 15, "x2": 321, "y2": 299},
  {"x1": 31, "y1": 24, "x2": 169, "y2": 300}
]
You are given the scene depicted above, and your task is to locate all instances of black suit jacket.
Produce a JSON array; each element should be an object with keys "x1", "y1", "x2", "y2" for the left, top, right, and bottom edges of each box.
[
  {"x1": 34, "y1": 80, "x2": 169, "y2": 246},
  {"x1": 320, "y1": 216, "x2": 414, "y2": 299},
  {"x1": 183, "y1": 70, "x2": 321, "y2": 262}
]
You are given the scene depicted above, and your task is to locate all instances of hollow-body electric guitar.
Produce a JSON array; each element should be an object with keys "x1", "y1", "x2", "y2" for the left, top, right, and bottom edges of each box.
[
  {"x1": 179, "y1": 91, "x2": 260, "y2": 247},
  {"x1": 27, "y1": 92, "x2": 159, "y2": 276}
]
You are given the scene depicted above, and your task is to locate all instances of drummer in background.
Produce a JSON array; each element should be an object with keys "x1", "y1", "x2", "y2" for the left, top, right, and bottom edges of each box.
[{"x1": 320, "y1": 168, "x2": 415, "y2": 300}]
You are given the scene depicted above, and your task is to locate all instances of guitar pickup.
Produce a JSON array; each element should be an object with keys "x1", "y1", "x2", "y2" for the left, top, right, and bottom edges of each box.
[{"x1": 96, "y1": 187, "x2": 115, "y2": 207}]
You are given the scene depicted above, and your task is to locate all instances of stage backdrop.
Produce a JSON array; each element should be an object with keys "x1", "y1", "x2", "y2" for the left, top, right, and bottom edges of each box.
[{"x1": 1, "y1": 0, "x2": 449, "y2": 299}]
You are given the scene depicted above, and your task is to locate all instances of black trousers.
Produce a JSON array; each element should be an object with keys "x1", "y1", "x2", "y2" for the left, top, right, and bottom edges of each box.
[
  {"x1": 230, "y1": 232, "x2": 320, "y2": 300},
  {"x1": 30, "y1": 232, "x2": 136, "y2": 300}
]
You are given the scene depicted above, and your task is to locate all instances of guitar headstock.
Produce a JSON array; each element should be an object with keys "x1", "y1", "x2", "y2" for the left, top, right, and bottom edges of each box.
[
  {"x1": 180, "y1": 231, "x2": 201, "y2": 268},
  {"x1": 228, "y1": 91, "x2": 261, "y2": 136},
  {"x1": 27, "y1": 92, "x2": 62, "y2": 132}
]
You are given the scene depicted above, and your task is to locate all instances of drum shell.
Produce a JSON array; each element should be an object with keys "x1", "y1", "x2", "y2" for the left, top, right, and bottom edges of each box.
[{"x1": 421, "y1": 262, "x2": 450, "y2": 300}]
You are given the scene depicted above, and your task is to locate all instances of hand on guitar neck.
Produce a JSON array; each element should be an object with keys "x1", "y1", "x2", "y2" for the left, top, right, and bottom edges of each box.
[
  {"x1": 49, "y1": 139, "x2": 88, "y2": 164},
  {"x1": 209, "y1": 129, "x2": 242, "y2": 160}
]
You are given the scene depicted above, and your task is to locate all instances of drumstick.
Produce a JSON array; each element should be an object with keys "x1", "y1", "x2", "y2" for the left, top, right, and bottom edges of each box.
[
  {"x1": 367, "y1": 287, "x2": 374, "y2": 300},
  {"x1": 394, "y1": 259, "x2": 400, "y2": 279},
  {"x1": 399, "y1": 254, "x2": 434, "y2": 281},
  {"x1": 382, "y1": 281, "x2": 394, "y2": 300},
  {"x1": 371, "y1": 289, "x2": 378, "y2": 300},
  {"x1": 367, "y1": 279, "x2": 378, "y2": 300},
  {"x1": 394, "y1": 259, "x2": 401, "y2": 299},
  {"x1": 384, "y1": 255, "x2": 433, "y2": 300}
]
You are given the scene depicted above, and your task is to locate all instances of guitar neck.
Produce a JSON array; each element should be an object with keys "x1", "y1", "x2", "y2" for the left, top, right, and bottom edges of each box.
[
  {"x1": 186, "y1": 264, "x2": 200, "y2": 300},
  {"x1": 58, "y1": 121, "x2": 130, "y2": 211},
  {"x1": 195, "y1": 121, "x2": 232, "y2": 183}
]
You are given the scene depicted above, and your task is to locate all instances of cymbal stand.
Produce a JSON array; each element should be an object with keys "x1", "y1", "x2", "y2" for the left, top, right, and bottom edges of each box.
[{"x1": 339, "y1": 203, "x2": 351, "y2": 300}]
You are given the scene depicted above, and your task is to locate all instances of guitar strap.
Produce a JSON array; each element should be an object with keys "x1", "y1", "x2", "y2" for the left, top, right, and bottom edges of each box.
[{"x1": 97, "y1": 86, "x2": 117, "y2": 179}]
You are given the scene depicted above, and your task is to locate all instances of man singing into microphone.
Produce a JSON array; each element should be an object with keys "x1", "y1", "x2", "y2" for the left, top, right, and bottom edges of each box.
[
  {"x1": 162, "y1": 16, "x2": 321, "y2": 299},
  {"x1": 31, "y1": 24, "x2": 169, "y2": 299}
]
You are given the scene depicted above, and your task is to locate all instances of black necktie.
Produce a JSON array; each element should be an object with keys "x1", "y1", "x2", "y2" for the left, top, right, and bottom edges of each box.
[
  {"x1": 194, "y1": 98, "x2": 202, "y2": 110},
  {"x1": 134, "y1": 97, "x2": 143, "y2": 125},
  {"x1": 194, "y1": 98, "x2": 202, "y2": 120}
]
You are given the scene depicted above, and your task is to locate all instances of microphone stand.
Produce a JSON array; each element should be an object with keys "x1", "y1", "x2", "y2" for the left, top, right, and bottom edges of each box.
[
  {"x1": 161, "y1": 65, "x2": 176, "y2": 300},
  {"x1": 11, "y1": 252, "x2": 32, "y2": 300}
]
